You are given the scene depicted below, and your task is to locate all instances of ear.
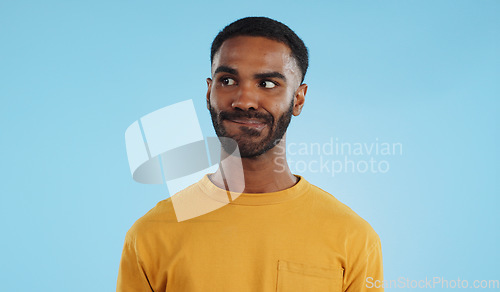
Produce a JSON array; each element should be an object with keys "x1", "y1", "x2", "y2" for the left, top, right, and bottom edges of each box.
[
  {"x1": 292, "y1": 83, "x2": 307, "y2": 116},
  {"x1": 206, "y1": 78, "x2": 212, "y2": 110}
]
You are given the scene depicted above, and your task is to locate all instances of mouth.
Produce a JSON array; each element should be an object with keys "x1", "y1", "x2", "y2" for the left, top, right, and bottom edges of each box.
[{"x1": 225, "y1": 118, "x2": 268, "y2": 130}]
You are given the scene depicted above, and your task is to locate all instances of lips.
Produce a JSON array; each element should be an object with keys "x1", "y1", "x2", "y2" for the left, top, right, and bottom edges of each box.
[{"x1": 225, "y1": 118, "x2": 267, "y2": 130}]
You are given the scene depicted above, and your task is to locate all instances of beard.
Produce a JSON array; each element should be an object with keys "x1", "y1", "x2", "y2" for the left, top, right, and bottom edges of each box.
[{"x1": 209, "y1": 98, "x2": 294, "y2": 158}]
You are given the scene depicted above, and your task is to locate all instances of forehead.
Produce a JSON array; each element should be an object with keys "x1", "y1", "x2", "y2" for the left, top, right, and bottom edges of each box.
[{"x1": 212, "y1": 36, "x2": 299, "y2": 79}]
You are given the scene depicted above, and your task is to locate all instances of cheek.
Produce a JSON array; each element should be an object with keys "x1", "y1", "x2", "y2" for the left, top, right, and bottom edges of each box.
[
  {"x1": 274, "y1": 93, "x2": 295, "y2": 112},
  {"x1": 271, "y1": 104, "x2": 284, "y2": 114},
  {"x1": 210, "y1": 88, "x2": 233, "y2": 108},
  {"x1": 208, "y1": 92, "x2": 222, "y2": 110},
  {"x1": 208, "y1": 90, "x2": 221, "y2": 109}
]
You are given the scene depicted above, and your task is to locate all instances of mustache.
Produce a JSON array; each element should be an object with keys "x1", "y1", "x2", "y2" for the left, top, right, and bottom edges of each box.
[{"x1": 219, "y1": 111, "x2": 273, "y2": 124}]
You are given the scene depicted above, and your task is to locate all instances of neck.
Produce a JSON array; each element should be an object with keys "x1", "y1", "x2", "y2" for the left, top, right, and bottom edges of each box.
[{"x1": 209, "y1": 137, "x2": 297, "y2": 193}]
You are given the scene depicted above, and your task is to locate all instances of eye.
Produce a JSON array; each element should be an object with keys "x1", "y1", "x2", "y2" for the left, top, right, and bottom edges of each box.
[
  {"x1": 221, "y1": 77, "x2": 236, "y2": 86},
  {"x1": 260, "y1": 80, "x2": 277, "y2": 88}
]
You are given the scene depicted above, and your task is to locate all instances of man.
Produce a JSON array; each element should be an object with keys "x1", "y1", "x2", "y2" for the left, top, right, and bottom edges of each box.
[{"x1": 117, "y1": 17, "x2": 383, "y2": 291}]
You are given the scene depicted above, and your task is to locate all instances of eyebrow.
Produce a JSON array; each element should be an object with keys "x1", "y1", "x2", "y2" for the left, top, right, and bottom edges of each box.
[
  {"x1": 214, "y1": 66, "x2": 238, "y2": 76},
  {"x1": 213, "y1": 66, "x2": 287, "y2": 82},
  {"x1": 254, "y1": 72, "x2": 286, "y2": 81}
]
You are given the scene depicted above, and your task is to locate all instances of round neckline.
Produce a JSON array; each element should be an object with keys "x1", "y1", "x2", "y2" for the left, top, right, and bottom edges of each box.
[{"x1": 198, "y1": 174, "x2": 310, "y2": 206}]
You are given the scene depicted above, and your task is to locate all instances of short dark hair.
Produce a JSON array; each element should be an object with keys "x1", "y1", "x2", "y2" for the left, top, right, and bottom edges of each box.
[{"x1": 210, "y1": 17, "x2": 309, "y2": 83}]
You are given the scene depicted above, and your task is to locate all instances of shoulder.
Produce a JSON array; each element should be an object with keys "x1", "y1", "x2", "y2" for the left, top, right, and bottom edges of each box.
[
  {"x1": 305, "y1": 181, "x2": 381, "y2": 245},
  {"x1": 124, "y1": 197, "x2": 176, "y2": 241},
  {"x1": 125, "y1": 181, "x2": 204, "y2": 242}
]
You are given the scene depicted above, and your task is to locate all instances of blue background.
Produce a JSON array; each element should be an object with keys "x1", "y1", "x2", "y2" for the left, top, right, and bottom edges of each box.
[{"x1": 1, "y1": 0, "x2": 498, "y2": 291}]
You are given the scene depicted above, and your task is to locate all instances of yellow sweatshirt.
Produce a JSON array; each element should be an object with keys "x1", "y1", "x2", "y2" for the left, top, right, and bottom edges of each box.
[{"x1": 117, "y1": 175, "x2": 383, "y2": 291}]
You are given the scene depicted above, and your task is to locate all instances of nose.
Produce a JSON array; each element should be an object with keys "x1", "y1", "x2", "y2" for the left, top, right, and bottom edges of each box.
[{"x1": 231, "y1": 83, "x2": 258, "y2": 111}]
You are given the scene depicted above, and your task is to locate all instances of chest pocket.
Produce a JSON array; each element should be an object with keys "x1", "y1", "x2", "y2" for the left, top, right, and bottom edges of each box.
[{"x1": 276, "y1": 260, "x2": 343, "y2": 292}]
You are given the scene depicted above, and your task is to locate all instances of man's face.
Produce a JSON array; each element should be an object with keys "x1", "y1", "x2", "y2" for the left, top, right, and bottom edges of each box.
[{"x1": 207, "y1": 36, "x2": 306, "y2": 158}]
